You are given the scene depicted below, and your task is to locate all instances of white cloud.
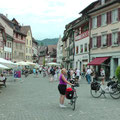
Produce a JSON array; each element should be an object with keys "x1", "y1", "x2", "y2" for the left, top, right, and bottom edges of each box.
[{"x1": 0, "y1": 0, "x2": 96, "y2": 39}]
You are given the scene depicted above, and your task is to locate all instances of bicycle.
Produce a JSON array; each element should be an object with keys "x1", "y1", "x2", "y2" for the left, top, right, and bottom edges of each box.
[
  {"x1": 90, "y1": 80, "x2": 120, "y2": 99},
  {"x1": 68, "y1": 79, "x2": 79, "y2": 110}
]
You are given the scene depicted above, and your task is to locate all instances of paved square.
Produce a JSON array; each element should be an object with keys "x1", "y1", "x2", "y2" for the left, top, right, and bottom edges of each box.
[{"x1": 0, "y1": 74, "x2": 120, "y2": 120}]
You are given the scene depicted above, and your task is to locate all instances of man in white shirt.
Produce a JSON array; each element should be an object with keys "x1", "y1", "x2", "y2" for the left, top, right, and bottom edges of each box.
[
  {"x1": 86, "y1": 68, "x2": 92, "y2": 84},
  {"x1": 76, "y1": 69, "x2": 80, "y2": 82}
]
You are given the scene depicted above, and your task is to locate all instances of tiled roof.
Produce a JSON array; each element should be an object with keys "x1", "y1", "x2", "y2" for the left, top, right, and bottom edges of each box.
[
  {"x1": 21, "y1": 26, "x2": 31, "y2": 35},
  {"x1": 48, "y1": 45, "x2": 57, "y2": 52}
]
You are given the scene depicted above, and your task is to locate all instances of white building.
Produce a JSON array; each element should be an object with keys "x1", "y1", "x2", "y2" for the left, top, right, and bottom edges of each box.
[
  {"x1": 74, "y1": 16, "x2": 89, "y2": 72},
  {"x1": 57, "y1": 35, "x2": 63, "y2": 64}
]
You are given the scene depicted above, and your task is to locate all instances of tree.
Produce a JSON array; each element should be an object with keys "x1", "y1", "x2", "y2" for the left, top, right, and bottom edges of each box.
[{"x1": 115, "y1": 66, "x2": 120, "y2": 83}]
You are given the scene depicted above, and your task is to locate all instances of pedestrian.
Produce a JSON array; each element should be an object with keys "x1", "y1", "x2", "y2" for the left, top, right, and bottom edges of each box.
[
  {"x1": 58, "y1": 68, "x2": 73, "y2": 108},
  {"x1": 67, "y1": 69, "x2": 71, "y2": 80},
  {"x1": 39, "y1": 67, "x2": 42, "y2": 74},
  {"x1": 33, "y1": 68, "x2": 36, "y2": 75},
  {"x1": 50, "y1": 67, "x2": 55, "y2": 82},
  {"x1": 76, "y1": 68, "x2": 80, "y2": 82},
  {"x1": 86, "y1": 67, "x2": 92, "y2": 84},
  {"x1": 36, "y1": 69, "x2": 39, "y2": 77},
  {"x1": 100, "y1": 68, "x2": 105, "y2": 85}
]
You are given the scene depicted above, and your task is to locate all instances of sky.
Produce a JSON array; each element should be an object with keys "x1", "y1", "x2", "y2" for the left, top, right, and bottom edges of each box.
[{"x1": 0, "y1": 0, "x2": 96, "y2": 40}]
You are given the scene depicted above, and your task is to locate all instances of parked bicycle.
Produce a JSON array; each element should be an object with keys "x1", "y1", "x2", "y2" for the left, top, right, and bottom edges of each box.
[
  {"x1": 66, "y1": 79, "x2": 79, "y2": 110},
  {"x1": 90, "y1": 80, "x2": 120, "y2": 99}
]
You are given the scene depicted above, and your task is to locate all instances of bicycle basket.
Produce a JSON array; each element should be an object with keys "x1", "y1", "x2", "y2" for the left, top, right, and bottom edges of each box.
[
  {"x1": 66, "y1": 88, "x2": 74, "y2": 99},
  {"x1": 91, "y1": 82, "x2": 100, "y2": 91}
]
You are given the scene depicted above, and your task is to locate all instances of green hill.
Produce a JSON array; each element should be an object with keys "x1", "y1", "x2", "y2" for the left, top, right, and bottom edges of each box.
[{"x1": 36, "y1": 38, "x2": 59, "y2": 46}]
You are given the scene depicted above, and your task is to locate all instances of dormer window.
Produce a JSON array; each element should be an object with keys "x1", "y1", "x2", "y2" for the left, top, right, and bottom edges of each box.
[{"x1": 101, "y1": 0, "x2": 105, "y2": 5}]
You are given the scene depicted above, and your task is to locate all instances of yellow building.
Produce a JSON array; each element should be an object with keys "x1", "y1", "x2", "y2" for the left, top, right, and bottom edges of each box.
[{"x1": 21, "y1": 26, "x2": 33, "y2": 62}]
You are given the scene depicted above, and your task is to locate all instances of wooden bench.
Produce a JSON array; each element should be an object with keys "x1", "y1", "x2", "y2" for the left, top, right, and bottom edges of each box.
[{"x1": 0, "y1": 78, "x2": 7, "y2": 87}]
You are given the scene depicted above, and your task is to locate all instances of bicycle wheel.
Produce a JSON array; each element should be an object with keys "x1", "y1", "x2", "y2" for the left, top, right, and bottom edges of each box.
[
  {"x1": 110, "y1": 88, "x2": 120, "y2": 99},
  {"x1": 90, "y1": 89, "x2": 102, "y2": 98},
  {"x1": 72, "y1": 98, "x2": 76, "y2": 111}
]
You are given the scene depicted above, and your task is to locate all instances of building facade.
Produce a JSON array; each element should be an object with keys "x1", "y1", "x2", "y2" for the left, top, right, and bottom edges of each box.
[
  {"x1": 12, "y1": 19, "x2": 26, "y2": 62},
  {"x1": 21, "y1": 26, "x2": 33, "y2": 62},
  {"x1": 88, "y1": 0, "x2": 120, "y2": 78},
  {"x1": 32, "y1": 38, "x2": 38, "y2": 63},
  {"x1": 0, "y1": 14, "x2": 13, "y2": 60},
  {"x1": 74, "y1": 16, "x2": 89, "y2": 72}
]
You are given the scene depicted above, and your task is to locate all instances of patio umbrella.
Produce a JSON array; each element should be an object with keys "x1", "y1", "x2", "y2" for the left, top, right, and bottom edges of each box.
[
  {"x1": 46, "y1": 62, "x2": 61, "y2": 66},
  {"x1": 26, "y1": 62, "x2": 36, "y2": 65},
  {"x1": 17, "y1": 61, "x2": 29, "y2": 66},
  {"x1": 0, "y1": 64, "x2": 9, "y2": 69},
  {"x1": 0, "y1": 58, "x2": 17, "y2": 68}
]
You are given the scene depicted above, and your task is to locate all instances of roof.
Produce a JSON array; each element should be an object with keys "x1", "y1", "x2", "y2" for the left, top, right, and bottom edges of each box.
[
  {"x1": 47, "y1": 45, "x2": 57, "y2": 52},
  {"x1": 38, "y1": 46, "x2": 48, "y2": 53},
  {"x1": 32, "y1": 37, "x2": 38, "y2": 45},
  {"x1": 21, "y1": 26, "x2": 31, "y2": 35},
  {"x1": 88, "y1": 0, "x2": 119, "y2": 14},
  {"x1": 0, "y1": 23, "x2": 4, "y2": 30}
]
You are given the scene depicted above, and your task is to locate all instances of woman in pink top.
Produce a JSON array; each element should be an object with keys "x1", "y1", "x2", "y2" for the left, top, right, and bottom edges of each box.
[{"x1": 58, "y1": 68, "x2": 73, "y2": 108}]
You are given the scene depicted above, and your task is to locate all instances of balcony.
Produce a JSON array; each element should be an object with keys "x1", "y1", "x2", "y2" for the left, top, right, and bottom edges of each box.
[{"x1": 75, "y1": 31, "x2": 89, "y2": 41}]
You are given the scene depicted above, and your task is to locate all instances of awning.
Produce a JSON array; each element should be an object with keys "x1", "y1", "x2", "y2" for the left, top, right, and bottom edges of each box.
[{"x1": 87, "y1": 57, "x2": 109, "y2": 66}]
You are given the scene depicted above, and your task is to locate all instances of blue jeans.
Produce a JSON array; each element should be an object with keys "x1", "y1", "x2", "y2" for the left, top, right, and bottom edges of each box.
[{"x1": 86, "y1": 74, "x2": 91, "y2": 84}]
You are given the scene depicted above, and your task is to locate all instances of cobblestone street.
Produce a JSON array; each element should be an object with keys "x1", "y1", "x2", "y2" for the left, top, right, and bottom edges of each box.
[{"x1": 0, "y1": 74, "x2": 120, "y2": 120}]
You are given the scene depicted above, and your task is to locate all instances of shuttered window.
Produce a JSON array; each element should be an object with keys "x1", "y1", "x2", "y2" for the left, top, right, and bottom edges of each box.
[
  {"x1": 101, "y1": 35, "x2": 107, "y2": 47},
  {"x1": 101, "y1": 13, "x2": 107, "y2": 26},
  {"x1": 112, "y1": 9, "x2": 118, "y2": 23},
  {"x1": 92, "y1": 37, "x2": 97, "y2": 48},
  {"x1": 92, "y1": 17, "x2": 97, "y2": 29},
  {"x1": 112, "y1": 32, "x2": 118, "y2": 45}
]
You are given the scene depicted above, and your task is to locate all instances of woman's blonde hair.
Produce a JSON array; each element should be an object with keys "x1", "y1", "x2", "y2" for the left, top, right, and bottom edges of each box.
[{"x1": 61, "y1": 68, "x2": 66, "y2": 74}]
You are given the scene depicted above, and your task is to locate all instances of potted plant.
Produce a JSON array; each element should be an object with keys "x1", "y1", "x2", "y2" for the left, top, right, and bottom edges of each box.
[{"x1": 115, "y1": 66, "x2": 120, "y2": 83}]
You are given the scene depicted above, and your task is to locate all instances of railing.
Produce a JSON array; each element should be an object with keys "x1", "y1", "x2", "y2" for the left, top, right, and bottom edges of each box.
[{"x1": 75, "y1": 31, "x2": 89, "y2": 41}]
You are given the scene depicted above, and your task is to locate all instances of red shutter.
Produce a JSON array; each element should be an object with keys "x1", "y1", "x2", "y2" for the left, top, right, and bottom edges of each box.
[
  {"x1": 97, "y1": 15, "x2": 101, "y2": 27},
  {"x1": 97, "y1": 36, "x2": 101, "y2": 48},
  {"x1": 90, "y1": 18, "x2": 92, "y2": 29},
  {"x1": 109, "y1": 11, "x2": 112, "y2": 24},
  {"x1": 118, "y1": 8, "x2": 120, "y2": 21},
  {"x1": 118, "y1": 32, "x2": 120, "y2": 44},
  {"x1": 99, "y1": 15, "x2": 101, "y2": 27},
  {"x1": 109, "y1": 34, "x2": 112, "y2": 46},
  {"x1": 107, "y1": 11, "x2": 112, "y2": 24},
  {"x1": 107, "y1": 12, "x2": 109, "y2": 24},
  {"x1": 90, "y1": 38, "x2": 92, "y2": 49}
]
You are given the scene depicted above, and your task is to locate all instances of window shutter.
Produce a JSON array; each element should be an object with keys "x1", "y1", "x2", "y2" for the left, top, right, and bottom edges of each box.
[
  {"x1": 109, "y1": 11, "x2": 112, "y2": 24},
  {"x1": 99, "y1": 15, "x2": 101, "y2": 27},
  {"x1": 90, "y1": 18, "x2": 92, "y2": 29},
  {"x1": 97, "y1": 36, "x2": 101, "y2": 48},
  {"x1": 97, "y1": 15, "x2": 101, "y2": 27},
  {"x1": 118, "y1": 32, "x2": 120, "y2": 44},
  {"x1": 118, "y1": 8, "x2": 120, "y2": 21},
  {"x1": 107, "y1": 34, "x2": 109, "y2": 46},
  {"x1": 107, "y1": 12, "x2": 109, "y2": 24},
  {"x1": 90, "y1": 38, "x2": 92, "y2": 49},
  {"x1": 107, "y1": 11, "x2": 112, "y2": 24},
  {"x1": 109, "y1": 34, "x2": 112, "y2": 46}
]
